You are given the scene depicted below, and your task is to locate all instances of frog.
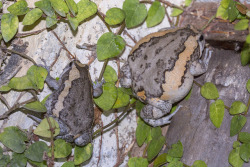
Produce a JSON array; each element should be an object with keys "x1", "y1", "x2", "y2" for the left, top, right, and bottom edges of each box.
[
  {"x1": 44, "y1": 60, "x2": 102, "y2": 146},
  {"x1": 120, "y1": 26, "x2": 212, "y2": 127}
]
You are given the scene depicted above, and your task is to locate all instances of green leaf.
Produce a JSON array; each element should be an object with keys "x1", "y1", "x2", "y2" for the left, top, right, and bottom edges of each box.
[
  {"x1": 241, "y1": 43, "x2": 250, "y2": 66},
  {"x1": 23, "y1": 100, "x2": 47, "y2": 112},
  {"x1": 246, "y1": 34, "x2": 250, "y2": 44},
  {"x1": 50, "y1": 0, "x2": 69, "y2": 17},
  {"x1": 239, "y1": 143, "x2": 250, "y2": 162},
  {"x1": 8, "y1": 65, "x2": 48, "y2": 90},
  {"x1": 0, "y1": 126, "x2": 27, "y2": 153},
  {"x1": 209, "y1": 99, "x2": 225, "y2": 128},
  {"x1": 229, "y1": 101, "x2": 247, "y2": 115},
  {"x1": 200, "y1": 82, "x2": 219, "y2": 100},
  {"x1": 74, "y1": 143, "x2": 93, "y2": 165},
  {"x1": 228, "y1": 148, "x2": 244, "y2": 167},
  {"x1": 171, "y1": 8, "x2": 183, "y2": 17},
  {"x1": 167, "y1": 140, "x2": 183, "y2": 158},
  {"x1": 153, "y1": 153, "x2": 167, "y2": 167},
  {"x1": 147, "y1": 136, "x2": 165, "y2": 161},
  {"x1": 128, "y1": 157, "x2": 148, "y2": 167},
  {"x1": 192, "y1": 160, "x2": 207, "y2": 167},
  {"x1": 46, "y1": 15, "x2": 58, "y2": 28},
  {"x1": 239, "y1": 132, "x2": 250, "y2": 143},
  {"x1": 65, "y1": 0, "x2": 78, "y2": 16},
  {"x1": 113, "y1": 87, "x2": 130, "y2": 108},
  {"x1": 123, "y1": 0, "x2": 147, "y2": 29},
  {"x1": 136, "y1": 100, "x2": 145, "y2": 113},
  {"x1": 166, "y1": 154, "x2": 181, "y2": 163},
  {"x1": 105, "y1": 8, "x2": 125, "y2": 26},
  {"x1": 185, "y1": 0, "x2": 192, "y2": 7},
  {"x1": 246, "y1": 79, "x2": 250, "y2": 93},
  {"x1": 28, "y1": 160, "x2": 47, "y2": 167},
  {"x1": 23, "y1": 8, "x2": 43, "y2": 26},
  {"x1": 0, "y1": 155, "x2": 10, "y2": 166},
  {"x1": 146, "y1": 1, "x2": 165, "y2": 28},
  {"x1": 233, "y1": 141, "x2": 241, "y2": 148},
  {"x1": 221, "y1": 0, "x2": 230, "y2": 8},
  {"x1": 136, "y1": 118, "x2": 151, "y2": 146},
  {"x1": 1, "y1": 13, "x2": 19, "y2": 42},
  {"x1": 53, "y1": 139, "x2": 72, "y2": 158},
  {"x1": 41, "y1": 94, "x2": 50, "y2": 105},
  {"x1": 151, "y1": 127, "x2": 162, "y2": 140},
  {"x1": 120, "y1": 87, "x2": 133, "y2": 96},
  {"x1": 228, "y1": 0, "x2": 239, "y2": 22},
  {"x1": 103, "y1": 65, "x2": 118, "y2": 82},
  {"x1": 94, "y1": 82, "x2": 117, "y2": 111},
  {"x1": 170, "y1": 105, "x2": 177, "y2": 114},
  {"x1": 10, "y1": 153, "x2": 27, "y2": 167},
  {"x1": 168, "y1": 161, "x2": 183, "y2": 167},
  {"x1": 0, "y1": 85, "x2": 11, "y2": 92},
  {"x1": 7, "y1": 0, "x2": 29, "y2": 15},
  {"x1": 62, "y1": 161, "x2": 75, "y2": 167},
  {"x1": 230, "y1": 115, "x2": 247, "y2": 137},
  {"x1": 234, "y1": 19, "x2": 249, "y2": 30},
  {"x1": 0, "y1": 1, "x2": 2, "y2": 9},
  {"x1": 216, "y1": 5, "x2": 228, "y2": 20},
  {"x1": 67, "y1": 14, "x2": 79, "y2": 30},
  {"x1": 35, "y1": 0, "x2": 55, "y2": 17},
  {"x1": 24, "y1": 141, "x2": 49, "y2": 162},
  {"x1": 34, "y1": 117, "x2": 60, "y2": 138},
  {"x1": 76, "y1": 0, "x2": 97, "y2": 23},
  {"x1": 185, "y1": 88, "x2": 192, "y2": 100},
  {"x1": 97, "y1": 32, "x2": 126, "y2": 61}
]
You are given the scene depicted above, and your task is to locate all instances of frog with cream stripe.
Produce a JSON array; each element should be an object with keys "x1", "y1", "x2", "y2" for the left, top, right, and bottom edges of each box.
[{"x1": 120, "y1": 26, "x2": 212, "y2": 127}]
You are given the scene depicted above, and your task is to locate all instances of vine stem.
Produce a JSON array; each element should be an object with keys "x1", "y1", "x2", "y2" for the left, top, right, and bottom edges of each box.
[
  {"x1": 140, "y1": 0, "x2": 183, "y2": 10},
  {"x1": 97, "y1": 11, "x2": 112, "y2": 33},
  {"x1": 51, "y1": 30, "x2": 75, "y2": 60},
  {"x1": 98, "y1": 59, "x2": 109, "y2": 82},
  {"x1": 200, "y1": 15, "x2": 216, "y2": 32},
  {"x1": 92, "y1": 104, "x2": 133, "y2": 138},
  {"x1": 45, "y1": 116, "x2": 55, "y2": 167},
  {"x1": 0, "y1": 46, "x2": 37, "y2": 65}
]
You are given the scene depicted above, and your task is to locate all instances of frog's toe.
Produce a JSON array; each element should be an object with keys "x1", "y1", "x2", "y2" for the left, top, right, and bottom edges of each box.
[
  {"x1": 142, "y1": 105, "x2": 182, "y2": 127},
  {"x1": 93, "y1": 80, "x2": 104, "y2": 97},
  {"x1": 74, "y1": 131, "x2": 92, "y2": 146}
]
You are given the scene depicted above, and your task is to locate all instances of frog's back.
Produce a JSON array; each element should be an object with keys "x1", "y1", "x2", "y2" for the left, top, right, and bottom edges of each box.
[
  {"x1": 128, "y1": 27, "x2": 200, "y2": 101},
  {"x1": 47, "y1": 63, "x2": 94, "y2": 136}
]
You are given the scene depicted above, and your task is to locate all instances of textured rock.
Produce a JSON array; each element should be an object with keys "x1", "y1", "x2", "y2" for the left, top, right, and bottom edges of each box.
[{"x1": 164, "y1": 48, "x2": 250, "y2": 167}]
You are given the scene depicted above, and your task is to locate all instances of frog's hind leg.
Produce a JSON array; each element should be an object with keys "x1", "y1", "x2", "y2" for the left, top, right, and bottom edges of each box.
[
  {"x1": 120, "y1": 62, "x2": 132, "y2": 88},
  {"x1": 141, "y1": 99, "x2": 173, "y2": 119},
  {"x1": 141, "y1": 105, "x2": 181, "y2": 127}
]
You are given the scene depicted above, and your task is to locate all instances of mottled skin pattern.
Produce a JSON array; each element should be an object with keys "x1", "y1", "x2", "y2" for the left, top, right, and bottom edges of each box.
[
  {"x1": 120, "y1": 26, "x2": 211, "y2": 127},
  {"x1": 45, "y1": 61, "x2": 94, "y2": 146}
]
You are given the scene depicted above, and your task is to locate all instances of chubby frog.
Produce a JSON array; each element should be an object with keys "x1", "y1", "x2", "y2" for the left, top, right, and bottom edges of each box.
[
  {"x1": 120, "y1": 26, "x2": 211, "y2": 127},
  {"x1": 45, "y1": 60, "x2": 102, "y2": 146}
]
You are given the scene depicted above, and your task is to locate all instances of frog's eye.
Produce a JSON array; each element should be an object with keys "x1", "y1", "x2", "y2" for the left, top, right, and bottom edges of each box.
[{"x1": 199, "y1": 34, "x2": 204, "y2": 42}]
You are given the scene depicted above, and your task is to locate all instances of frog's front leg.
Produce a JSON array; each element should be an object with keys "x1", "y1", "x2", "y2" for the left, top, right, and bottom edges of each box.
[
  {"x1": 120, "y1": 62, "x2": 132, "y2": 88},
  {"x1": 190, "y1": 48, "x2": 212, "y2": 76},
  {"x1": 140, "y1": 99, "x2": 181, "y2": 127},
  {"x1": 74, "y1": 129, "x2": 92, "y2": 146}
]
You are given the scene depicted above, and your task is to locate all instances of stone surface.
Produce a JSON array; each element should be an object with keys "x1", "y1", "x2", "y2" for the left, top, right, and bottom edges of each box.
[{"x1": 164, "y1": 48, "x2": 250, "y2": 167}]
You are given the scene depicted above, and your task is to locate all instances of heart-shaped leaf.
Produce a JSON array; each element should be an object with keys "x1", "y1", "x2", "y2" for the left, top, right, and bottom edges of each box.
[
  {"x1": 146, "y1": 1, "x2": 165, "y2": 28},
  {"x1": 209, "y1": 99, "x2": 225, "y2": 128},
  {"x1": 123, "y1": 0, "x2": 147, "y2": 28},
  {"x1": 1, "y1": 13, "x2": 19, "y2": 42},
  {"x1": 97, "y1": 32, "x2": 125, "y2": 61}
]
